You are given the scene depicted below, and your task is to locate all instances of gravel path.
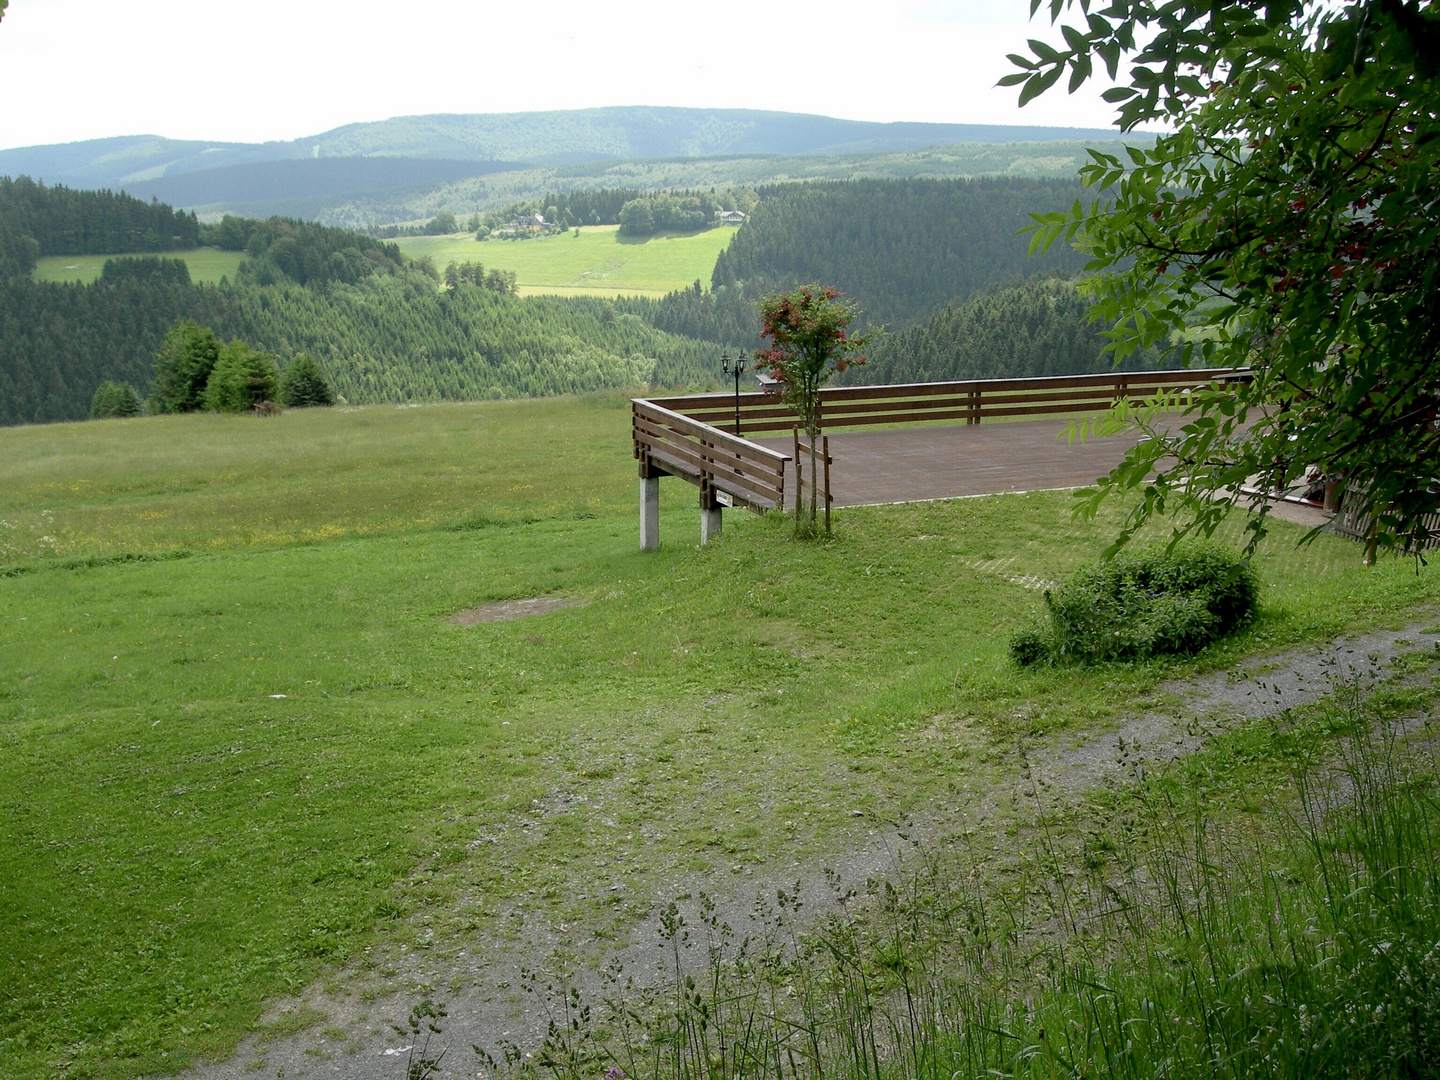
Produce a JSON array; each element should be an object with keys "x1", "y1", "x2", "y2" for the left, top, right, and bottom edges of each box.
[{"x1": 172, "y1": 614, "x2": 1440, "y2": 1079}]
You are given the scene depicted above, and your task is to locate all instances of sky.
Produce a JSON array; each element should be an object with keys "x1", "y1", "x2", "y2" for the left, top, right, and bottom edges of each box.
[{"x1": 0, "y1": 0, "x2": 1125, "y2": 151}]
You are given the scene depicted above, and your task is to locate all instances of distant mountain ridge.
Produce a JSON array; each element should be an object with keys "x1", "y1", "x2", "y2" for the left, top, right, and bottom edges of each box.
[
  {"x1": 120, "y1": 158, "x2": 525, "y2": 219},
  {"x1": 0, "y1": 107, "x2": 1127, "y2": 190}
]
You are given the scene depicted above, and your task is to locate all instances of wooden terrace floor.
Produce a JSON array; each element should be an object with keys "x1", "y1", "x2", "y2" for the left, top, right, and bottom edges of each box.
[{"x1": 755, "y1": 419, "x2": 1150, "y2": 507}]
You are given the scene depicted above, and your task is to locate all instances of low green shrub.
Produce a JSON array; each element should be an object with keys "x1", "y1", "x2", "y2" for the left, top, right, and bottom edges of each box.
[{"x1": 1011, "y1": 540, "x2": 1259, "y2": 665}]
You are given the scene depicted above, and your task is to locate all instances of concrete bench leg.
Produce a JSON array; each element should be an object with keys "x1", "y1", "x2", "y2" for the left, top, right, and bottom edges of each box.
[
  {"x1": 700, "y1": 505, "x2": 722, "y2": 545},
  {"x1": 640, "y1": 477, "x2": 659, "y2": 551}
]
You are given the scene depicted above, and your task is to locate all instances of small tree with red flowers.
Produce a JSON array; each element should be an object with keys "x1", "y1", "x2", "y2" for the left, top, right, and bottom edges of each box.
[{"x1": 757, "y1": 284, "x2": 871, "y2": 532}]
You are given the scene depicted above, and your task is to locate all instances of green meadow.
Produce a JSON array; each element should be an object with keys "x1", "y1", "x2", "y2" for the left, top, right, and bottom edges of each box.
[
  {"x1": 2, "y1": 398, "x2": 1434, "y2": 1079},
  {"x1": 28, "y1": 226, "x2": 734, "y2": 297},
  {"x1": 393, "y1": 224, "x2": 740, "y2": 297},
  {"x1": 32, "y1": 248, "x2": 246, "y2": 286}
]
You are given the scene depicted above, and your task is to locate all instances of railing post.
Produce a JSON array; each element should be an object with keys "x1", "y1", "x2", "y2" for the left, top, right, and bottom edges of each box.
[
  {"x1": 700, "y1": 498, "x2": 722, "y2": 544},
  {"x1": 640, "y1": 473, "x2": 659, "y2": 551},
  {"x1": 698, "y1": 435, "x2": 723, "y2": 544}
]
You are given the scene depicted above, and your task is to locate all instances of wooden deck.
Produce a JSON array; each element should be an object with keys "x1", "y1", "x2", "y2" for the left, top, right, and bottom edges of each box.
[
  {"x1": 631, "y1": 371, "x2": 1252, "y2": 548},
  {"x1": 757, "y1": 420, "x2": 1150, "y2": 507}
]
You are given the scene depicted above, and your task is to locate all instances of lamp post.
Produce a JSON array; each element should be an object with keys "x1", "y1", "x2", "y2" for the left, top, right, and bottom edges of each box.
[{"x1": 720, "y1": 350, "x2": 749, "y2": 435}]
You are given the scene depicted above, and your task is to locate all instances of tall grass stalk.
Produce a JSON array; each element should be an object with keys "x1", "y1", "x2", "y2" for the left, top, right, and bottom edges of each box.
[{"x1": 496, "y1": 677, "x2": 1440, "y2": 1079}]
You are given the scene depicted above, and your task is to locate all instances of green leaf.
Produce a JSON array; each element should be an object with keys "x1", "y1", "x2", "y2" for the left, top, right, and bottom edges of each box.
[
  {"x1": 1028, "y1": 38, "x2": 1062, "y2": 63},
  {"x1": 1018, "y1": 65, "x2": 1064, "y2": 107},
  {"x1": 1061, "y1": 23, "x2": 1090, "y2": 52}
]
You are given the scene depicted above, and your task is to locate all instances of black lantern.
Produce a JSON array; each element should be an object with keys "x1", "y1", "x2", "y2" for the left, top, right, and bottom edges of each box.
[{"x1": 720, "y1": 350, "x2": 750, "y2": 435}]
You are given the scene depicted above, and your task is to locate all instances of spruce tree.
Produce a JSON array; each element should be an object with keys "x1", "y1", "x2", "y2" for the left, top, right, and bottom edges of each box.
[
  {"x1": 202, "y1": 340, "x2": 278, "y2": 413},
  {"x1": 90, "y1": 381, "x2": 143, "y2": 419},
  {"x1": 278, "y1": 353, "x2": 335, "y2": 408},
  {"x1": 149, "y1": 320, "x2": 220, "y2": 413}
]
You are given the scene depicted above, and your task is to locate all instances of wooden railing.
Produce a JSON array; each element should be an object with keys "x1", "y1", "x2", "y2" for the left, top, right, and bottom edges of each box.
[
  {"x1": 633, "y1": 398, "x2": 791, "y2": 512},
  {"x1": 633, "y1": 368, "x2": 1251, "y2": 524},
  {"x1": 647, "y1": 368, "x2": 1251, "y2": 438}
]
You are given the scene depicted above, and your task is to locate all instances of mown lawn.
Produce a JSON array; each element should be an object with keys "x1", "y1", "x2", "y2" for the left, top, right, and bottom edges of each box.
[
  {"x1": 32, "y1": 248, "x2": 246, "y2": 286},
  {"x1": 1, "y1": 398, "x2": 1433, "y2": 1079},
  {"x1": 392, "y1": 225, "x2": 739, "y2": 298}
]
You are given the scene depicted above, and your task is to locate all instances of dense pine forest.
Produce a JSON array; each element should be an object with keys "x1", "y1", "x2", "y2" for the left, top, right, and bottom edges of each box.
[
  {"x1": 0, "y1": 177, "x2": 199, "y2": 267},
  {"x1": 641, "y1": 177, "x2": 1091, "y2": 352},
  {"x1": 850, "y1": 276, "x2": 1171, "y2": 386},
  {"x1": 206, "y1": 214, "x2": 405, "y2": 286},
  {"x1": 0, "y1": 260, "x2": 716, "y2": 425}
]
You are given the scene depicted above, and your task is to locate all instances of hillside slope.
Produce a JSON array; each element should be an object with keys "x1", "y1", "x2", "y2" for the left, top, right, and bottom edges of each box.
[
  {"x1": 308, "y1": 141, "x2": 1133, "y2": 230},
  {"x1": 636, "y1": 178, "x2": 1090, "y2": 350},
  {"x1": 119, "y1": 158, "x2": 524, "y2": 219},
  {"x1": 0, "y1": 266, "x2": 717, "y2": 426},
  {"x1": 851, "y1": 276, "x2": 1171, "y2": 385},
  {"x1": 0, "y1": 183, "x2": 716, "y2": 425},
  {"x1": 0, "y1": 107, "x2": 1131, "y2": 189}
]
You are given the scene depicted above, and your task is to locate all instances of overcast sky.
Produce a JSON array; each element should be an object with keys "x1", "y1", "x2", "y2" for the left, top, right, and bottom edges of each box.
[{"x1": 0, "y1": 0, "x2": 1123, "y2": 151}]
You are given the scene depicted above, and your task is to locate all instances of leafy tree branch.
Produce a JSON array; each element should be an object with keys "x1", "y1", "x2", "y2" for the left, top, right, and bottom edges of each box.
[{"x1": 1014, "y1": 0, "x2": 1440, "y2": 560}]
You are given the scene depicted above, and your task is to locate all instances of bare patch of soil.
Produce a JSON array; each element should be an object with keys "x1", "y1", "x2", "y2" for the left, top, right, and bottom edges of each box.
[{"x1": 448, "y1": 597, "x2": 582, "y2": 625}]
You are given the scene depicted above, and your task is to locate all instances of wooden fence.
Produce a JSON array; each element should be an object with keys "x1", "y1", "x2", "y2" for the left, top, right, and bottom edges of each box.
[
  {"x1": 646, "y1": 368, "x2": 1250, "y2": 439},
  {"x1": 633, "y1": 398, "x2": 791, "y2": 512},
  {"x1": 1329, "y1": 484, "x2": 1440, "y2": 551},
  {"x1": 634, "y1": 369, "x2": 1249, "y2": 518},
  {"x1": 630, "y1": 371, "x2": 1249, "y2": 538}
]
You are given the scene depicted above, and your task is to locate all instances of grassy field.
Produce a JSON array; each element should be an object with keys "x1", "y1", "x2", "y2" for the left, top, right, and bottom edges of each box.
[
  {"x1": 32, "y1": 248, "x2": 246, "y2": 285},
  {"x1": 392, "y1": 224, "x2": 739, "y2": 298},
  {"x1": 2, "y1": 399, "x2": 1435, "y2": 1079},
  {"x1": 28, "y1": 227, "x2": 733, "y2": 297}
]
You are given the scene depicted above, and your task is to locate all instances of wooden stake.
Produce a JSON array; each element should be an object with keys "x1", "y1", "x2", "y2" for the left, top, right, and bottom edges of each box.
[
  {"x1": 793, "y1": 427, "x2": 802, "y2": 526},
  {"x1": 823, "y1": 435, "x2": 831, "y2": 533}
]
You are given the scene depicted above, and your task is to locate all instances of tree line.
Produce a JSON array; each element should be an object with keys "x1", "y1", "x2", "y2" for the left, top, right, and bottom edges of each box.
[
  {"x1": 0, "y1": 175, "x2": 201, "y2": 271},
  {"x1": 203, "y1": 214, "x2": 405, "y2": 286},
  {"x1": 0, "y1": 174, "x2": 1157, "y2": 428}
]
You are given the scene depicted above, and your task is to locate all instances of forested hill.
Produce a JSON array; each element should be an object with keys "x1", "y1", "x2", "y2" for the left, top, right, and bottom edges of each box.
[
  {"x1": 0, "y1": 263, "x2": 715, "y2": 426},
  {"x1": 0, "y1": 176, "x2": 199, "y2": 271},
  {"x1": 714, "y1": 178, "x2": 1088, "y2": 327},
  {"x1": 643, "y1": 177, "x2": 1090, "y2": 351},
  {"x1": 848, "y1": 276, "x2": 1173, "y2": 387},
  {"x1": 0, "y1": 184, "x2": 714, "y2": 426}
]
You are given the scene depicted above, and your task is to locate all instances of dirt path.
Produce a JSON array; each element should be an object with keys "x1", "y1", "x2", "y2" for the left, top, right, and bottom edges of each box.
[{"x1": 174, "y1": 615, "x2": 1439, "y2": 1079}]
